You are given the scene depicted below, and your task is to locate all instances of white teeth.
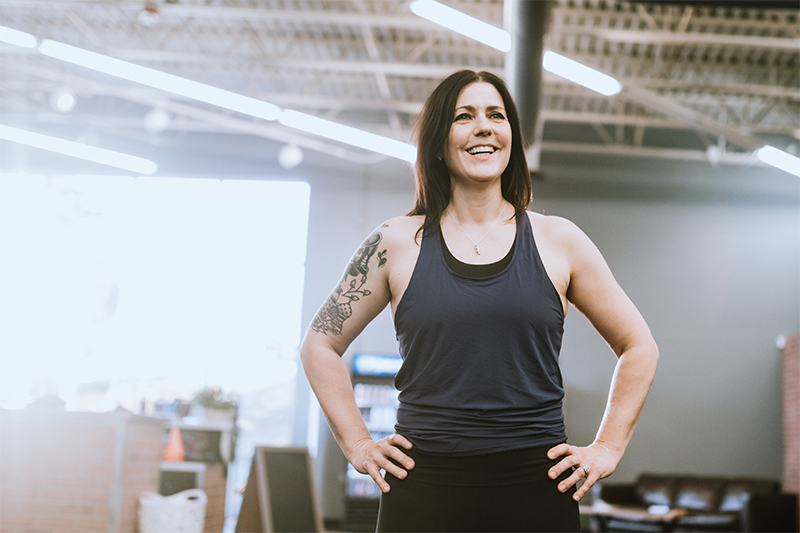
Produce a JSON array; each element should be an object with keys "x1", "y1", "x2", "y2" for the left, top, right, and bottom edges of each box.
[{"x1": 468, "y1": 146, "x2": 496, "y2": 155}]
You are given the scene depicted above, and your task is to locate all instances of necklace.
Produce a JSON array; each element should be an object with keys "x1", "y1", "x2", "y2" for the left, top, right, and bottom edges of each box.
[{"x1": 447, "y1": 204, "x2": 506, "y2": 255}]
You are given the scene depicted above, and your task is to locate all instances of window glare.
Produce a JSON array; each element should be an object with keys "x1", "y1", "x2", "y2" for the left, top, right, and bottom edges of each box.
[{"x1": 0, "y1": 173, "x2": 310, "y2": 411}]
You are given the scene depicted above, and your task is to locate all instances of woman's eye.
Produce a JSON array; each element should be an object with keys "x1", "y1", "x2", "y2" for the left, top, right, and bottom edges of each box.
[
  {"x1": 490, "y1": 112, "x2": 506, "y2": 120},
  {"x1": 454, "y1": 113, "x2": 471, "y2": 121}
]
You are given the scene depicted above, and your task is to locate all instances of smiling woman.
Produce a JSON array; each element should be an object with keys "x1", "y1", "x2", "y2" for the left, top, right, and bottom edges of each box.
[
  {"x1": 300, "y1": 70, "x2": 658, "y2": 533},
  {"x1": 442, "y1": 82, "x2": 512, "y2": 188}
]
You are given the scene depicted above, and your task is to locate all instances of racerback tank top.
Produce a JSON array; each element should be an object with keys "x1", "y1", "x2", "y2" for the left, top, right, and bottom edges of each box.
[{"x1": 393, "y1": 211, "x2": 567, "y2": 455}]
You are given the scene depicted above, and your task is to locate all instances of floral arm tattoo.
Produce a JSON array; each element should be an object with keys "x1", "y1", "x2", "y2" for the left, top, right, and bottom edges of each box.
[{"x1": 311, "y1": 227, "x2": 388, "y2": 336}]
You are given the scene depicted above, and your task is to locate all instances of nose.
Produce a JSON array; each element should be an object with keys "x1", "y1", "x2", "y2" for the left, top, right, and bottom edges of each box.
[{"x1": 473, "y1": 115, "x2": 492, "y2": 136}]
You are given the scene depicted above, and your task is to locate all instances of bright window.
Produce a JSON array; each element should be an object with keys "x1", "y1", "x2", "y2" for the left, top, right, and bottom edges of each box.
[{"x1": 0, "y1": 173, "x2": 310, "y2": 413}]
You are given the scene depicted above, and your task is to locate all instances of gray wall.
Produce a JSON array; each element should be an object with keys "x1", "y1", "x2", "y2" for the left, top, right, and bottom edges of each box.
[{"x1": 295, "y1": 155, "x2": 799, "y2": 519}]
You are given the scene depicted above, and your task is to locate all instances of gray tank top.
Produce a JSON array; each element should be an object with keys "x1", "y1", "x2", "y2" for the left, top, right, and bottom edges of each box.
[{"x1": 393, "y1": 211, "x2": 567, "y2": 455}]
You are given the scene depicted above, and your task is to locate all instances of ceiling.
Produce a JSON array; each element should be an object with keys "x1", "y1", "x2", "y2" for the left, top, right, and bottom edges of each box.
[{"x1": 0, "y1": 0, "x2": 798, "y2": 174}]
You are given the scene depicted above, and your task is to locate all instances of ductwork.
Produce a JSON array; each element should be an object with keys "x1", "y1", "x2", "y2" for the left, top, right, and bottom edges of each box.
[{"x1": 504, "y1": 0, "x2": 553, "y2": 173}]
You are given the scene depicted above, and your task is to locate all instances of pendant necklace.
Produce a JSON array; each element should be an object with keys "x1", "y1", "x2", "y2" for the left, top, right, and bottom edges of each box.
[{"x1": 447, "y1": 204, "x2": 506, "y2": 255}]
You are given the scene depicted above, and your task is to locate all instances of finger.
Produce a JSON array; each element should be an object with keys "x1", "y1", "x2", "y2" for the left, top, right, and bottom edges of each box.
[
  {"x1": 364, "y1": 461, "x2": 392, "y2": 493},
  {"x1": 390, "y1": 434, "x2": 414, "y2": 450},
  {"x1": 376, "y1": 436, "x2": 414, "y2": 469},
  {"x1": 386, "y1": 443, "x2": 415, "y2": 470},
  {"x1": 573, "y1": 475, "x2": 597, "y2": 502},
  {"x1": 548, "y1": 454, "x2": 580, "y2": 479},
  {"x1": 369, "y1": 449, "x2": 409, "y2": 481},
  {"x1": 556, "y1": 469, "x2": 584, "y2": 494},
  {"x1": 547, "y1": 443, "x2": 571, "y2": 460}
]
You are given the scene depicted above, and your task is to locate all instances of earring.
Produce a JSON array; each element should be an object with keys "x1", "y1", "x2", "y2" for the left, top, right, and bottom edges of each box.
[{"x1": 437, "y1": 155, "x2": 442, "y2": 161}]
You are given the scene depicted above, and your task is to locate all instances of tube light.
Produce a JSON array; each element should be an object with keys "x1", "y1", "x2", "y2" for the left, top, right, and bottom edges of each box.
[
  {"x1": 279, "y1": 110, "x2": 417, "y2": 162},
  {"x1": 410, "y1": 0, "x2": 511, "y2": 53},
  {"x1": 757, "y1": 145, "x2": 800, "y2": 178},
  {"x1": 0, "y1": 124, "x2": 158, "y2": 174},
  {"x1": 34, "y1": 37, "x2": 414, "y2": 161},
  {"x1": 39, "y1": 40, "x2": 281, "y2": 121},
  {"x1": 0, "y1": 25, "x2": 37, "y2": 48},
  {"x1": 543, "y1": 51, "x2": 622, "y2": 96}
]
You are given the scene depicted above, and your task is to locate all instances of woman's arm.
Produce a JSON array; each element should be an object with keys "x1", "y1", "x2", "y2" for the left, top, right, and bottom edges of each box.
[
  {"x1": 300, "y1": 223, "x2": 414, "y2": 493},
  {"x1": 546, "y1": 218, "x2": 659, "y2": 501}
]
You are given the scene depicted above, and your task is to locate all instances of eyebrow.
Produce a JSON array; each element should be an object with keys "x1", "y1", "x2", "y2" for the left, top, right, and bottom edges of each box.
[{"x1": 454, "y1": 104, "x2": 506, "y2": 113}]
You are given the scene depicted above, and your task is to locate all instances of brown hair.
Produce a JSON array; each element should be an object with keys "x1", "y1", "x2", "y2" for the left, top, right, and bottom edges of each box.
[{"x1": 408, "y1": 70, "x2": 531, "y2": 238}]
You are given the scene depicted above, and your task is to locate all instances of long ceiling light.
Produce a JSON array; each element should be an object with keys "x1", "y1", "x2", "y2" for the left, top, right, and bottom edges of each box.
[
  {"x1": 0, "y1": 25, "x2": 37, "y2": 48},
  {"x1": 0, "y1": 124, "x2": 158, "y2": 174},
  {"x1": 757, "y1": 145, "x2": 800, "y2": 178},
  {"x1": 33, "y1": 37, "x2": 416, "y2": 161},
  {"x1": 279, "y1": 110, "x2": 417, "y2": 162},
  {"x1": 39, "y1": 40, "x2": 282, "y2": 121},
  {"x1": 543, "y1": 51, "x2": 622, "y2": 96},
  {"x1": 407, "y1": 3, "x2": 621, "y2": 96},
  {"x1": 410, "y1": 0, "x2": 511, "y2": 52}
]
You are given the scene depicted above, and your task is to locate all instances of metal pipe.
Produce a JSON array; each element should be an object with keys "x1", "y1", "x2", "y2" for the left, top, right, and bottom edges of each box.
[{"x1": 504, "y1": 0, "x2": 553, "y2": 171}]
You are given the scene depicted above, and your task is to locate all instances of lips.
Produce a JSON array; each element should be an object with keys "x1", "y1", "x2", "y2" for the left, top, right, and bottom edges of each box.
[{"x1": 467, "y1": 145, "x2": 497, "y2": 155}]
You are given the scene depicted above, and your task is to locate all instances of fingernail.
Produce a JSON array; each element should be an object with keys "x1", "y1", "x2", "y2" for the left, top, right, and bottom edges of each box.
[
  {"x1": 407, "y1": 462, "x2": 413, "y2": 468},
  {"x1": 559, "y1": 484, "x2": 565, "y2": 492},
  {"x1": 549, "y1": 471, "x2": 555, "y2": 479}
]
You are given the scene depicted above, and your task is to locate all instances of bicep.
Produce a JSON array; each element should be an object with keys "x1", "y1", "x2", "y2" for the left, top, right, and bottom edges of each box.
[
  {"x1": 565, "y1": 228, "x2": 652, "y2": 357},
  {"x1": 305, "y1": 226, "x2": 392, "y2": 356}
]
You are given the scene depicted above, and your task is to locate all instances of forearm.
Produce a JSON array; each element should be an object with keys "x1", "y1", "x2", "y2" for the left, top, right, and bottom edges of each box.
[
  {"x1": 593, "y1": 341, "x2": 659, "y2": 458},
  {"x1": 301, "y1": 343, "x2": 373, "y2": 460}
]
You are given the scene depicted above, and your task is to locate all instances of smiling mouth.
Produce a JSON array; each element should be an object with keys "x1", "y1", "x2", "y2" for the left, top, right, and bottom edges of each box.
[{"x1": 467, "y1": 146, "x2": 497, "y2": 156}]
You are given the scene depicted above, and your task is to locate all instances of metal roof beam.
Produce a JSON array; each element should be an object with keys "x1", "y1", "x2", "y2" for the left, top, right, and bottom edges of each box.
[
  {"x1": 0, "y1": 1, "x2": 436, "y2": 30},
  {"x1": 589, "y1": 29, "x2": 800, "y2": 50},
  {"x1": 619, "y1": 82, "x2": 766, "y2": 150}
]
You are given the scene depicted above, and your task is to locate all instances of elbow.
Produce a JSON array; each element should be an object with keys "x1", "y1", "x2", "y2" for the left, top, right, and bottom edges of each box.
[
  {"x1": 299, "y1": 334, "x2": 315, "y2": 371},
  {"x1": 649, "y1": 338, "x2": 660, "y2": 365},
  {"x1": 299, "y1": 332, "x2": 344, "y2": 370},
  {"x1": 641, "y1": 337, "x2": 660, "y2": 380},
  {"x1": 619, "y1": 336, "x2": 659, "y2": 375}
]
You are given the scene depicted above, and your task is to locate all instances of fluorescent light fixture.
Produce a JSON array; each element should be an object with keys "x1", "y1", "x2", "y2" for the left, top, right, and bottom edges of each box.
[
  {"x1": 34, "y1": 38, "x2": 413, "y2": 161},
  {"x1": 0, "y1": 25, "x2": 37, "y2": 48},
  {"x1": 0, "y1": 124, "x2": 158, "y2": 174},
  {"x1": 543, "y1": 51, "x2": 622, "y2": 96},
  {"x1": 39, "y1": 40, "x2": 281, "y2": 121},
  {"x1": 757, "y1": 145, "x2": 800, "y2": 178},
  {"x1": 279, "y1": 110, "x2": 417, "y2": 162},
  {"x1": 410, "y1": 0, "x2": 511, "y2": 52}
]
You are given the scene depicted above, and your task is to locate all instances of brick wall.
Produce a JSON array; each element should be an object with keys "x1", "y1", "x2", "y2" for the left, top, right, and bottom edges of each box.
[
  {"x1": 785, "y1": 332, "x2": 800, "y2": 495},
  {"x1": 120, "y1": 420, "x2": 166, "y2": 532},
  {"x1": 0, "y1": 410, "x2": 164, "y2": 533},
  {"x1": 203, "y1": 463, "x2": 226, "y2": 533}
]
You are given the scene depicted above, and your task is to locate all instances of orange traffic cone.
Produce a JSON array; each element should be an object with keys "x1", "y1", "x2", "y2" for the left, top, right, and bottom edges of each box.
[{"x1": 163, "y1": 426, "x2": 185, "y2": 462}]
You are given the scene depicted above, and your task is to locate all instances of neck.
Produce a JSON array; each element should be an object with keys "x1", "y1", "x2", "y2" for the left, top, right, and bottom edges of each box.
[{"x1": 447, "y1": 186, "x2": 508, "y2": 225}]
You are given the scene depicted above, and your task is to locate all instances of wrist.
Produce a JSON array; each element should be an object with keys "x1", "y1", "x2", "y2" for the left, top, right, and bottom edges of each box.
[
  {"x1": 343, "y1": 435, "x2": 374, "y2": 462},
  {"x1": 590, "y1": 439, "x2": 625, "y2": 462}
]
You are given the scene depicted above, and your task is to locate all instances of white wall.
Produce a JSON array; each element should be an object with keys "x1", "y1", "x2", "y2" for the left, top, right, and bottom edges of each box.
[
  {"x1": 295, "y1": 156, "x2": 799, "y2": 520},
  {"x1": 549, "y1": 197, "x2": 797, "y2": 481}
]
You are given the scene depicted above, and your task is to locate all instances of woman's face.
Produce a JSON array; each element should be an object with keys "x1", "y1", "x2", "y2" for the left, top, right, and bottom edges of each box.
[{"x1": 442, "y1": 81, "x2": 512, "y2": 186}]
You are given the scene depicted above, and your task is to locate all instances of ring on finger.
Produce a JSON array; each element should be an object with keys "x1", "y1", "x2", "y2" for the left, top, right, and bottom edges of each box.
[{"x1": 582, "y1": 466, "x2": 590, "y2": 476}]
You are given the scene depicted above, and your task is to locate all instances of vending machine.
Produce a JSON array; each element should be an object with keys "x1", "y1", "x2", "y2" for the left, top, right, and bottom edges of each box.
[{"x1": 343, "y1": 353, "x2": 402, "y2": 532}]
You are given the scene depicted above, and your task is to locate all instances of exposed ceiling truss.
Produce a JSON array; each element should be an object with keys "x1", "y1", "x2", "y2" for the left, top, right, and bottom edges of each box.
[{"x1": 1, "y1": 0, "x2": 798, "y2": 169}]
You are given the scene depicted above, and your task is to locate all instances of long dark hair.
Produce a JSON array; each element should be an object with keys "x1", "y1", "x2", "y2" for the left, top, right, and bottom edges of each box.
[{"x1": 408, "y1": 70, "x2": 531, "y2": 238}]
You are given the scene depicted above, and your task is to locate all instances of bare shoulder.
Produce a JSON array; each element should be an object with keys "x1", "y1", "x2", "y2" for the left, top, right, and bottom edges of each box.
[
  {"x1": 526, "y1": 211, "x2": 587, "y2": 247},
  {"x1": 376, "y1": 215, "x2": 425, "y2": 250}
]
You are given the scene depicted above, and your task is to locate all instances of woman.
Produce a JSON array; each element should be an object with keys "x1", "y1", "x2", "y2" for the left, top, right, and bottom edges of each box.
[{"x1": 301, "y1": 70, "x2": 658, "y2": 532}]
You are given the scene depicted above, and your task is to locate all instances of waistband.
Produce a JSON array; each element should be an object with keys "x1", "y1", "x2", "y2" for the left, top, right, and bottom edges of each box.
[{"x1": 393, "y1": 444, "x2": 567, "y2": 487}]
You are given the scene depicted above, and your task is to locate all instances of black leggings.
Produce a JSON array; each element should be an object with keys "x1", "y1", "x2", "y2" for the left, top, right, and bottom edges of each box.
[{"x1": 376, "y1": 445, "x2": 581, "y2": 533}]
